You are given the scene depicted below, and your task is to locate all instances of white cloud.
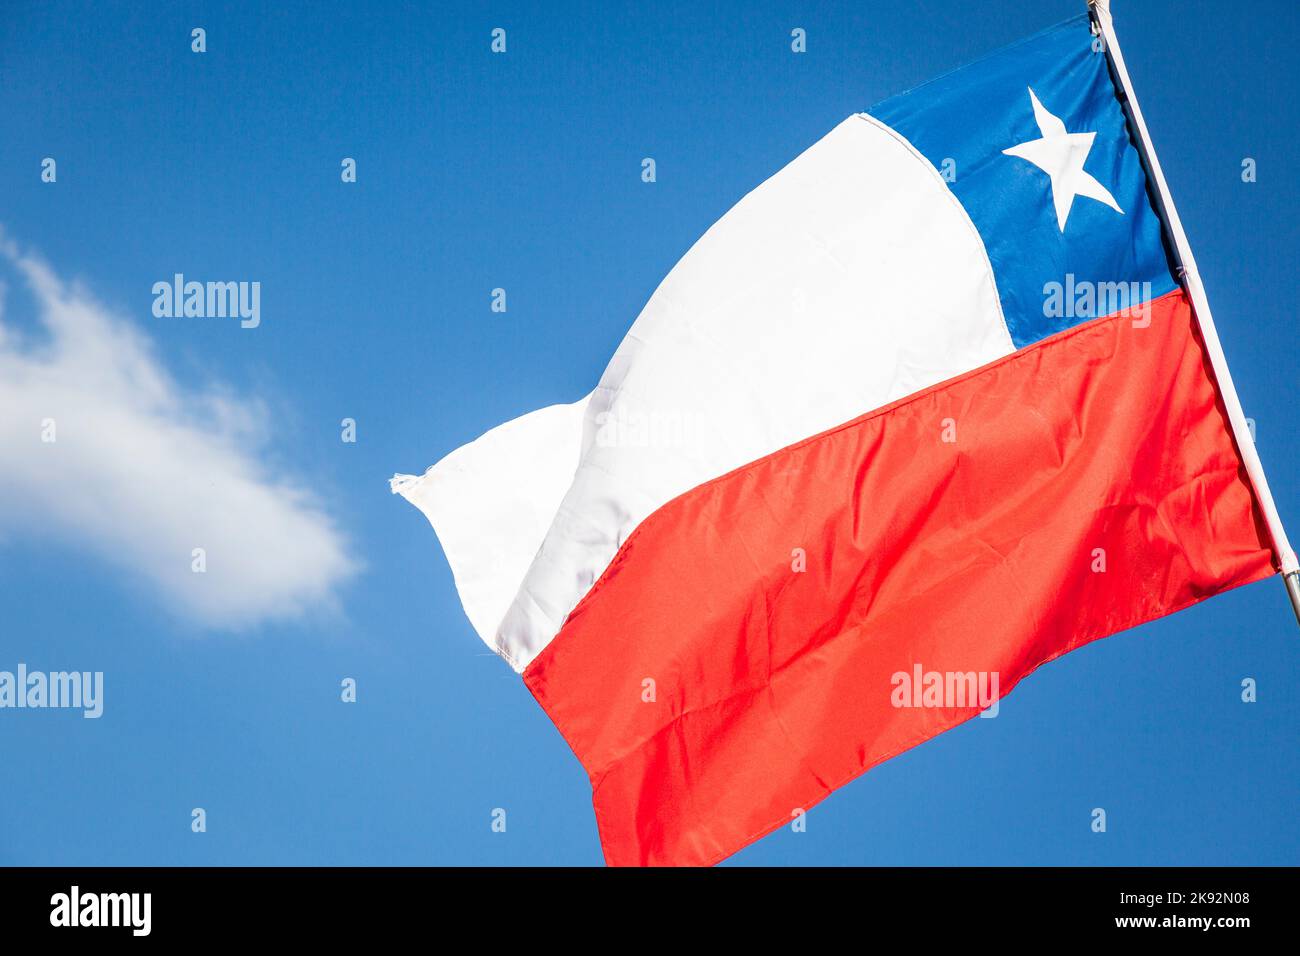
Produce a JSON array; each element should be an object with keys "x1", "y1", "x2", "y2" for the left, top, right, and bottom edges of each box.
[{"x1": 0, "y1": 235, "x2": 358, "y2": 628}]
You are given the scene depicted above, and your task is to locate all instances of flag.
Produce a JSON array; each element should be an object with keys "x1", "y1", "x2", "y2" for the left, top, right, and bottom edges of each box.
[{"x1": 393, "y1": 12, "x2": 1289, "y2": 865}]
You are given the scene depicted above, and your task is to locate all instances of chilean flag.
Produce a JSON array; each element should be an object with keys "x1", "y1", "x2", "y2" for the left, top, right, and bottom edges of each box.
[{"x1": 392, "y1": 12, "x2": 1294, "y2": 865}]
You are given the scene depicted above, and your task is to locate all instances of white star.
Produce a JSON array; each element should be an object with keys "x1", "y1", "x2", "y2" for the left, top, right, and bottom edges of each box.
[{"x1": 1002, "y1": 87, "x2": 1124, "y2": 231}]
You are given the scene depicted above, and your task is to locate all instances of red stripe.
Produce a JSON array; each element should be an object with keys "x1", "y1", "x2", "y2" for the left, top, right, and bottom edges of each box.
[{"x1": 523, "y1": 290, "x2": 1274, "y2": 866}]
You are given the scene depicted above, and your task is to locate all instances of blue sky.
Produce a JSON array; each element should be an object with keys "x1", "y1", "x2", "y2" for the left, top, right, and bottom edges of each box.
[{"x1": 1, "y1": 0, "x2": 1297, "y2": 865}]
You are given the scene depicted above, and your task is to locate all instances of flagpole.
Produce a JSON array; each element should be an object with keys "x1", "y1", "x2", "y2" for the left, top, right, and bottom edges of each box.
[{"x1": 1087, "y1": 0, "x2": 1300, "y2": 627}]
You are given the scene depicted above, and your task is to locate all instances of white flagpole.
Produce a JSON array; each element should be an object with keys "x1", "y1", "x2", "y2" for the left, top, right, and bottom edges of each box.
[{"x1": 1087, "y1": 0, "x2": 1300, "y2": 626}]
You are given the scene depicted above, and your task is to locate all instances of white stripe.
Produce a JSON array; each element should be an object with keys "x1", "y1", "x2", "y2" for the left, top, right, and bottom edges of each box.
[
  {"x1": 392, "y1": 395, "x2": 589, "y2": 661},
  {"x1": 398, "y1": 115, "x2": 1010, "y2": 668}
]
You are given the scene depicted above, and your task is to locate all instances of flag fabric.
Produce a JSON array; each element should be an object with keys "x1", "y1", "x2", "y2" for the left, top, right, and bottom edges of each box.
[{"x1": 393, "y1": 14, "x2": 1280, "y2": 865}]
